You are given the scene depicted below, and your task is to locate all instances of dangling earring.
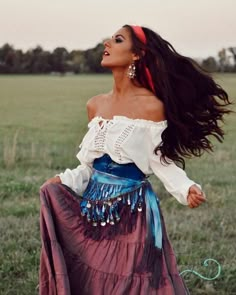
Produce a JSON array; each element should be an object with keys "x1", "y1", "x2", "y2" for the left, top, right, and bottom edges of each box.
[{"x1": 127, "y1": 63, "x2": 136, "y2": 79}]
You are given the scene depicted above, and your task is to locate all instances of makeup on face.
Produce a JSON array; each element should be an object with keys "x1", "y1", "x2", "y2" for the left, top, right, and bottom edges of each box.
[
  {"x1": 101, "y1": 28, "x2": 133, "y2": 66},
  {"x1": 113, "y1": 34, "x2": 125, "y2": 43},
  {"x1": 103, "y1": 34, "x2": 125, "y2": 57}
]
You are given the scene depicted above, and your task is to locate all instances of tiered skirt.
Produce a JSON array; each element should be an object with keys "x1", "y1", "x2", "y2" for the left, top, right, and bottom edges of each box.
[{"x1": 39, "y1": 177, "x2": 189, "y2": 295}]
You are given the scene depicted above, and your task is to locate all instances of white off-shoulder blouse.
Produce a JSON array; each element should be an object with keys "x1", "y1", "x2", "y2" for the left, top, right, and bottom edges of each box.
[{"x1": 58, "y1": 116, "x2": 201, "y2": 205}]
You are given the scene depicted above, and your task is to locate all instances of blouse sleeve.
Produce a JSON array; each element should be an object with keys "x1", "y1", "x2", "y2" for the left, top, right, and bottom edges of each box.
[
  {"x1": 149, "y1": 128, "x2": 201, "y2": 205},
  {"x1": 57, "y1": 163, "x2": 92, "y2": 196},
  {"x1": 56, "y1": 122, "x2": 95, "y2": 195}
]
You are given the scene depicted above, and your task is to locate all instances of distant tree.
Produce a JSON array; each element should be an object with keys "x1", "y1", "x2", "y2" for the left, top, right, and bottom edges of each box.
[
  {"x1": 22, "y1": 49, "x2": 34, "y2": 73},
  {"x1": 51, "y1": 47, "x2": 69, "y2": 74},
  {"x1": 228, "y1": 47, "x2": 236, "y2": 71},
  {"x1": 11, "y1": 49, "x2": 24, "y2": 73},
  {"x1": 218, "y1": 48, "x2": 227, "y2": 72},
  {"x1": 201, "y1": 56, "x2": 218, "y2": 72},
  {"x1": 0, "y1": 43, "x2": 15, "y2": 73},
  {"x1": 30, "y1": 46, "x2": 51, "y2": 73},
  {"x1": 69, "y1": 50, "x2": 85, "y2": 73},
  {"x1": 0, "y1": 43, "x2": 13, "y2": 61}
]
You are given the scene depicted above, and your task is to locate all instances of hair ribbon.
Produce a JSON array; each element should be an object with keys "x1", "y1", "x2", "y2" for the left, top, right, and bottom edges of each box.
[{"x1": 130, "y1": 25, "x2": 155, "y2": 93}]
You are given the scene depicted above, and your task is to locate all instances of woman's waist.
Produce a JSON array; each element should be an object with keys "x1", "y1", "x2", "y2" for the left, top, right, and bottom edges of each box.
[
  {"x1": 81, "y1": 168, "x2": 148, "y2": 223},
  {"x1": 83, "y1": 160, "x2": 148, "y2": 204},
  {"x1": 92, "y1": 154, "x2": 146, "y2": 181}
]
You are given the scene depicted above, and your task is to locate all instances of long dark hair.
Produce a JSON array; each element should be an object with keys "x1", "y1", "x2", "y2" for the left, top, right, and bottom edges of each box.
[{"x1": 124, "y1": 25, "x2": 232, "y2": 168}]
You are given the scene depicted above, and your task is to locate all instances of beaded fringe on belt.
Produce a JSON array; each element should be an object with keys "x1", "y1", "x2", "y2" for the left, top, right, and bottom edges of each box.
[{"x1": 80, "y1": 169, "x2": 162, "y2": 250}]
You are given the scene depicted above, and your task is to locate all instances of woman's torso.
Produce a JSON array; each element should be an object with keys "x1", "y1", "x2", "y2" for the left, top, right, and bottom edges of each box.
[{"x1": 77, "y1": 115, "x2": 167, "y2": 175}]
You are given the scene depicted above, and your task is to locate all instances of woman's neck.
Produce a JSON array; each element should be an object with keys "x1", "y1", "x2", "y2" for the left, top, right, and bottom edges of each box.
[{"x1": 111, "y1": 68, "x2": 137, "y2": 100}]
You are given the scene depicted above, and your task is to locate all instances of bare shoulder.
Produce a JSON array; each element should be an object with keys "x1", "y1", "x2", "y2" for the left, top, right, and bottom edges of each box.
[
  {"x1": 86, "y1": 93, "x2": 110, "y2": 121},
  {"x1": 138, "y1": 92, "x2": 166, "y2": 122},
  {"x1": 86, "y1": 94, "x2": 107, "y2": 109}
]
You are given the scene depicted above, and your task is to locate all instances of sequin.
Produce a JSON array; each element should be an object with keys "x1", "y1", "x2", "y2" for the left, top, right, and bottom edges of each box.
[
  {"x1": 92, "y1": 221, "x2": 98, "y2": 226},
  {"x1": 86, "y1": 201, "x2": 92, "y2": 208},
  {"x1": 138, "y1": 202, "x2": 143, "y2": 212},
  {"x1": 87, "y1": 216, "x2": 91, "y2": 222},
  {"x1": 127, "y1": 195, "x2": 131, "y2": 205}
]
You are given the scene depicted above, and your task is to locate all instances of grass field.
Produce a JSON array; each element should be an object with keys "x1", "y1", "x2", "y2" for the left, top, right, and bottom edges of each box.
[{"x1": 0, "y1": 74, "x2": 235, "y2": 295}]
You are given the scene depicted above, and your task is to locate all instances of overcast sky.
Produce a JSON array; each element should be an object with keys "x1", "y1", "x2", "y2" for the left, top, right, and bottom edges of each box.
[{"x1": 0, "y1": 0, "x2": 235, "y2": 59}]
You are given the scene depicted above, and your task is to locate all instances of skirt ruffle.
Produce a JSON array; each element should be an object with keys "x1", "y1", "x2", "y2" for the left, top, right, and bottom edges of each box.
[{"x1": 39, "y1": 183, "x2": 189, "y2": 295}]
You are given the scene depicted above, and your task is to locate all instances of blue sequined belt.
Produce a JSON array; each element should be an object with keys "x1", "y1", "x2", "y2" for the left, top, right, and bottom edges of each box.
[{"x1": 81, "y1": 154, "x2": 162, "y2": 249}]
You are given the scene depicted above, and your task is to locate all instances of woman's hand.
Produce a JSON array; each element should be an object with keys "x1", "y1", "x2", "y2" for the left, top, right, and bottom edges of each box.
[
  {"x1": 40, "y1": 176, "x2": 62, "y2": 189},
  {"x1": 187, "y1": 184, "x2": 206, "y2": 208}
]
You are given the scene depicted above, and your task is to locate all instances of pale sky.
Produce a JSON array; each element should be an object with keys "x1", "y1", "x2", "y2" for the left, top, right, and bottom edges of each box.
[{"x1": 0, "y1": 0, "x2": 235, "y2": 59}]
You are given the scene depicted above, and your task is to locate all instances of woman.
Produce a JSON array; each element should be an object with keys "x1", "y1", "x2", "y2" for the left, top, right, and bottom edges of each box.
[{"x1": 39, "y1": 25, "x2": 230, "y2": 294}]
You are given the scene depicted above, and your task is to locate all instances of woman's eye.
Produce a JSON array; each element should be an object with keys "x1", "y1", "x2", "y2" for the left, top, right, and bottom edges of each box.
[{"x1": 115, "y1": 38, "x2": 123, "y2": 43}]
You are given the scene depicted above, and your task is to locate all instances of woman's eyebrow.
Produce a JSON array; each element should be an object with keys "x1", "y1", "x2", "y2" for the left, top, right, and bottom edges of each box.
[{"x1": 112, "y1": 34, "x2": 126, "y2": 40}]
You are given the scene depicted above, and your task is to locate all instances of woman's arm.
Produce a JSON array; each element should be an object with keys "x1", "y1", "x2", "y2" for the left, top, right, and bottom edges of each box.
[
  {"x1": 56, "y1": 164, "x2": 92, "y2": 195},
  {"x1": 40, "y1": 164, "x2": 92, "y2": 196},
  {"x1": 150, "y1": 152, "x2": 206, "y2": 208}
]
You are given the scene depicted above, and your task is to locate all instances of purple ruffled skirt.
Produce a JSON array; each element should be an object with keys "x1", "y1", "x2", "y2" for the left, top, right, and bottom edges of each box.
[{"x1": 39, "y1": 179, "x2": 189, "y2": 295}]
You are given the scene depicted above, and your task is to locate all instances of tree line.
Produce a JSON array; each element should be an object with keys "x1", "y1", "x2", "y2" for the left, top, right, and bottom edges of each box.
[{"x1": 0, "y1": 42, "x2": 236, "y2": 74}]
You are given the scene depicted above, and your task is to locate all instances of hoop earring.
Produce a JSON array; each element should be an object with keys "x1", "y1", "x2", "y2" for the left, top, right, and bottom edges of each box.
[{"x1": 127, "y1": 63, "x2": 136, "y2": 79}]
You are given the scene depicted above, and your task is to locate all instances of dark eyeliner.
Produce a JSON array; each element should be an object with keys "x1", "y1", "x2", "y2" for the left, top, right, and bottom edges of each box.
[{"x1": 115, "y1": 37, "x2": 123, "y2": 43}]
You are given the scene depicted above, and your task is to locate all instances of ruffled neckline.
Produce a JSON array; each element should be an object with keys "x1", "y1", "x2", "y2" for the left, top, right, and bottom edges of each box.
[{"x1": 90, "y1": 115, "x2": 168, "y2": 128}]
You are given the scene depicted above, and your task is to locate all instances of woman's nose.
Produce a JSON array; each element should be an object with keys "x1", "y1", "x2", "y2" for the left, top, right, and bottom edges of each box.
[{"x1": 103, "y1": 39, "x2": 111, "y2": 48}]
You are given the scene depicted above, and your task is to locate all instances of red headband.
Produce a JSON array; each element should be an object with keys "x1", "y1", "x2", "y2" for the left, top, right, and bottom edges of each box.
[
  {"x1": 130, "y1": 25, "x2": 147, "y2": 44},
  {"x1": 130, "y1": 25, "x2": 155, "y2": 93}
]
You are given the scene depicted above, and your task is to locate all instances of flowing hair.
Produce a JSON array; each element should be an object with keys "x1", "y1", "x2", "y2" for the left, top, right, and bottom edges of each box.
[{"x1": 124, "y1": 25, "x2": 232, "y2": 168}]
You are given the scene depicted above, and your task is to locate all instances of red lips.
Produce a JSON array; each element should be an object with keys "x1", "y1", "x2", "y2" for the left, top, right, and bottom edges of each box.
[{"x1": 103, "y1": 50, "x2": 110, "y2": 56}]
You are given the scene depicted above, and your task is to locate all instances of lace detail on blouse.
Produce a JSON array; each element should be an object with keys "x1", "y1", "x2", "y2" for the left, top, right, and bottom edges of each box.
[
  {"x1": 93, "y1": 119, "x2": 113, "y2": 151},
  {"x1": 114, "y1": 124, "x2": 135, "y2": 162}
]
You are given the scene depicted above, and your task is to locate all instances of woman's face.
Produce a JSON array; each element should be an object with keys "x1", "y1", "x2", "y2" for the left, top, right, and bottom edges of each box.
[{"x1": 101, "y1": 27, "x2": 138, "y2": 69}]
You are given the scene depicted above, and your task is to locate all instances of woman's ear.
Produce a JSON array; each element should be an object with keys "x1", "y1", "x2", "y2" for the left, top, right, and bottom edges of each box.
[
  {"x1": 132, "y1": 53, "x2": 140, "y2": 61},
  {"x1": 132, "y1": 50, "x2": 145, "y2": 61}
]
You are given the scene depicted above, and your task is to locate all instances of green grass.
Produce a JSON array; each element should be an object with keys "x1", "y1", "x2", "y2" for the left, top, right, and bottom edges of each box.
[{"x1": 0, "y1": 73, "x2": 235, "y2": 294}]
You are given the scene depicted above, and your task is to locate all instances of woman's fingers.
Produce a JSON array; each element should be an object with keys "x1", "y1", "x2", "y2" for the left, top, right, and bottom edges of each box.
[
  {"x1": 193, "y1": 194, "x2": 206, "y2": 203},
  {"x1": 188, "y1": 198, "x2": 199, "y2": 208},
  {"x1": 187, "y1": 193, "x2": 206, "y2": 208},
  {"x1": 189, "y1": 184, "x2": 204, "y2": 195},
  {"x1": 187, "y1": 184, "x2": 207, "y2": 208},
  {"x1": 40, "y1": 176, "x2": 61, "y2": 189}
]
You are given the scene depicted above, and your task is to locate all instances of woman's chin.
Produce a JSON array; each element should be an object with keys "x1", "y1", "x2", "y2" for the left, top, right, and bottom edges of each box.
[{"x1": 101, "y1": 59, "x2": 112, "y2": 68}]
